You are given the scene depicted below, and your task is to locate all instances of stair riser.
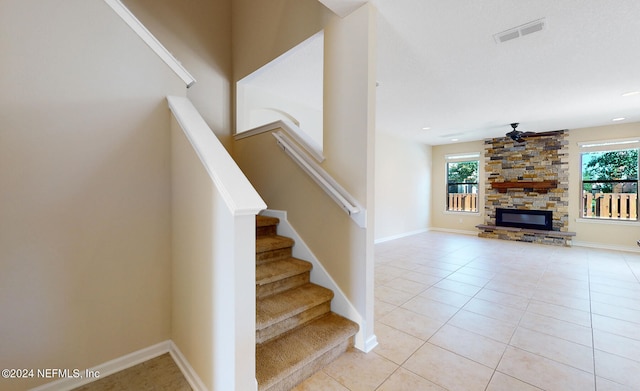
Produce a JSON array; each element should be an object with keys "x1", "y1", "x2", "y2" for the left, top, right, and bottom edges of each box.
[
  {"x1": 261, "y1": 337, "x2": 354, "y2": 391},
  {"x1": 257, "y1": 248, "x2": 293, "y2": 264},
  {"x1": 257, "y1": 302, "x2": 331, "y2": 345},
  {"x1": 257, "y1": 272, "x2": 310, "y2": 299},
  {"x1": 257, "y1": 225, "x2": 278, "y2": 238}
]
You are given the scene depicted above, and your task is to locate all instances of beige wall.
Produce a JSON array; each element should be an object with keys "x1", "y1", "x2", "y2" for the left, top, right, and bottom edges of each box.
[
  {"x1": 431, "y1": 141, "x2": 485, "y2": 233},
  {"x1": 375, "y1": 133, "x2": 432, "y2": 241},
  {"x1": 231, "y1": 0, "x2": 331, "y2": 83},
  {"x1": 568, "y1": 122, "x2": 640, "y2": 251},
  {"x1": 0, "y1": 1, "x2": 186, "y2": 390},
  {"x1": 231, "y1": 0, "x2": 331, "y2": 142},
  {"x1": 233, "y1": 4, "x2": 378, "y2": 350},
  {"x1": 170, "y1": 119, "x2": 216, "y2": 389},
  {"x1": 124, "y1": 0, "x2": 233, "y2": 148}
]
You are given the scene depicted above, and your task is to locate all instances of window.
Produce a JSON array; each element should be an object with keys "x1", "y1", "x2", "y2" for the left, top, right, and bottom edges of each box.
[
  {"x1": 446, "y1": 154, "x2": 479, "y2": 212},
  {"x1": 580, "y1": 142, "x2": 639, "y2": 221}
]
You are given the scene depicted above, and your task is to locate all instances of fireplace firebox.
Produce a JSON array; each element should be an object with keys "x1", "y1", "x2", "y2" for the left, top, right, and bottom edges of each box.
[{"x1": 496, "y1": 208, "x2": 553, "y2": 231}]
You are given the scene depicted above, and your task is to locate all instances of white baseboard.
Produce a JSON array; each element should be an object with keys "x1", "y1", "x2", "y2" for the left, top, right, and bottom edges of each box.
[
  {"x1": 573, "y1": 240, "x2": 640, "y2": 253},
  {"x1": 29, "y1": 341, "x2": 208, "y2": 391},
  {"x1": 362, "y1": 334, "x2": 379, "y2": 353},
  {"x1": 169, "y1": 341, "x2": 208, "y2": 391},
  {"x1": 29, "y1": 341, "x2": 171, "y2": 391},
  {"x1": 374, "y1": 228, "x2": 429, "y2": 244},
  {"x1": 429, "y1": 227, "x2": 478, "y2": 236}
]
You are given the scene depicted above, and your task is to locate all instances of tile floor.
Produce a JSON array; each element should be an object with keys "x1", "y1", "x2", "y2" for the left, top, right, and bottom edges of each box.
[{"x1": 293, "y1": 231, "x2": 640, "y2": 391}]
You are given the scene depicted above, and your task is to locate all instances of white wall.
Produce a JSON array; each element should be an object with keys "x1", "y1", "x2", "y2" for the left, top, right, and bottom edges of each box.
[
  {"x1": 239, "y1": 84, "x2": 323, "y2": 147},
  {"x1": 236, "y1": 31, "x2": 324, "y2": 150},
  {"x1": 374, "y1": 133, "x2": 431, "y2": 241},
  {"x1": 0, "y1": 1, "x2": 185, "y2": 390}
]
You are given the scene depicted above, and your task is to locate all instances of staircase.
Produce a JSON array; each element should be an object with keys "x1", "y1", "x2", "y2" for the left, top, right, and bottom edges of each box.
[{"x1": 255, "y1": 215, "x2": 359, "y2": 391}]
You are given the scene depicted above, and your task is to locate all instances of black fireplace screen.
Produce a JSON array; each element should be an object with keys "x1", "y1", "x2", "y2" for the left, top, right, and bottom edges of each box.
[{"x1": 496, "y1": 208, "x2": 553, "y2": 230}]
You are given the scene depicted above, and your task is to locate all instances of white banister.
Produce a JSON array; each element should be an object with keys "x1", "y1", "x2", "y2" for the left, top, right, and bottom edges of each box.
[
  {"x1": 168, "y1": 96, "x2": 266, "y2": 216},
  {"x1": 272, "y1": 131, "x2": 366, "y2": 228},
  {"x1": 104, "y1": 0, "x2": 196, "y2": 88}
]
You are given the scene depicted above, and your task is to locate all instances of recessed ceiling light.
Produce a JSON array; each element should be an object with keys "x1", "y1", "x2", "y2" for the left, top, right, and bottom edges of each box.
[
  {"x1": 422, "y1": 127, "x2": 431, "y2": 130},
  {"x1": 612, "y1": 117, "x2": 626, "y2": 122},
  {"x1": 451, "y1": 138, "x2": 459, "y2": 142},
  {"x1": 622, "y1": 91, "x2": 640, "y2": 97}
]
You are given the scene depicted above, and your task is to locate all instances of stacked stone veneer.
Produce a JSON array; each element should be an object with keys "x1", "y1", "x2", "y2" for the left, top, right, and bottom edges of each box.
[{"x1": 480, "y1": 131, "x2": 570, "y2": 246}]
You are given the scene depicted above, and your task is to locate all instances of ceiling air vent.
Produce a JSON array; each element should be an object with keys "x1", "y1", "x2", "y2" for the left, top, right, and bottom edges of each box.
[{"x1": 494, "y1": 18, "x2": 546, "y2": 44}]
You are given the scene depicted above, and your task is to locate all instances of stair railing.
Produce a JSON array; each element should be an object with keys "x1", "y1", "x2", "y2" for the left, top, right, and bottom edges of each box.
[
  {"x1": 272, "y1": 131, "x2": 366, "y2": 228},
  {"x1": 236, "y1": 119, "x2": 325, "y2": 163}
]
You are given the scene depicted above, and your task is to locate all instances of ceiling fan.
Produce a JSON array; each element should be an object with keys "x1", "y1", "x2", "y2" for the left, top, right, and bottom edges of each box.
[{"x1": 505, "y1": 123, "x2": 564, "y2": 142}]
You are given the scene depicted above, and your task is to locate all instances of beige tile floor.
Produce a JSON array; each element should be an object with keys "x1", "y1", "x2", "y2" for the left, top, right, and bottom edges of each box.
[{"x1": 294, "y1": 231, "x2": 640, "y2": 391}]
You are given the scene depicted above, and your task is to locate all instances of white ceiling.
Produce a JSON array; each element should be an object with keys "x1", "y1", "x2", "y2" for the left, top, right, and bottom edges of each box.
[{"x1": 368, "y1": 0, "x2": 640, "y2": 145}]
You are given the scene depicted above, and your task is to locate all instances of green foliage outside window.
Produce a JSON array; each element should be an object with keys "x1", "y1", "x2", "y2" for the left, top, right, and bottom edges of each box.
[
  {"x1": 447, "y1": 161, "x2": 479, "y2": 184},
  {"x1": 582, "y1": 149, "x2": 638, "y2": 193},
  {"x1": 581, "y1": 147, "x2": 639, "y2": 220}
]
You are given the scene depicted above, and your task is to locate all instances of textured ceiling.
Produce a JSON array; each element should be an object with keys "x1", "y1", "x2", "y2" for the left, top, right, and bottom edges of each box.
[{"x1": 369, "y1": 0, "x2": 640, "y2": 145}]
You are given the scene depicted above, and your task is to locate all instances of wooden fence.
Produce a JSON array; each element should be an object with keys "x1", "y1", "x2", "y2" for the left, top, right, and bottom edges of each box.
[
  {"x1": 448, "y1": 193, "x2": 478, "y2": 212},
  {"x1": 583, "y1": 192, "x2": 638, "y2": 220}
]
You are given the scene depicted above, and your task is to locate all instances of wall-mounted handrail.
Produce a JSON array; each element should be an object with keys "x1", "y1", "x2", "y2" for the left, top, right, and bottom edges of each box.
[
  {"x1": 104, "y1": 0, "x2": 196, "y2": 88},
  {"x1": 273, "y1": 131, "x2": 366, "y2": 227},
  {"x1": 235, "y1": 119, "x2": 325, "y2": 163}
]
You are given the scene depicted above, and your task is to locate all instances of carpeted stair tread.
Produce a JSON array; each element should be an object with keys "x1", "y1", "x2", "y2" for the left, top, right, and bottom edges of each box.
[
  {"x1": 256, "y1": 235, "x2": 294, "y2": 254},
  {"x1": 257, "y1": 215, "x2": 280, "y2": 228},
  {"x1": 256, "y1": 258, "x2": 312, "y2": 286},
  {"x1": 254, "y1": 213, "x2": 356, "y2": 390},
  {"x1": 257, "y1": 283, "x2": 333, "y2": 330},
  {"x1": 256, "y1": 312, "x2": 359, "y2": 391}
]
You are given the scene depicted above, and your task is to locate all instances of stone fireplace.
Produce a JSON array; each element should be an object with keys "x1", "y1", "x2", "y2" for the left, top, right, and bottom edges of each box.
[{"x1": 477, "y1": 130, "x2": 574, "y2": 246}]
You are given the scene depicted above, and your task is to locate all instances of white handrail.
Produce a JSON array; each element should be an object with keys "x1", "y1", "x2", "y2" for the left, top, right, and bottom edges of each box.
[
  {"x1": 168, "y1": 96, "x2": 266, "y2": 216},
  {"x1": 235, "y1": 119, "x2": 325, "y2": 163},
  {"x1": 273, "y1": 131, "x2": 366, "y2": 227},
  {"x1": 104, "y1": 0, "x2": 196, "y2": 87}
]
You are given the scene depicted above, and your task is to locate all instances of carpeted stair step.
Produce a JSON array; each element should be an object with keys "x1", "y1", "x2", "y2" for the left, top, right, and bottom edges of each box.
[
  {"x1": 256, "y1": 312, "x2": 359, "y2": 391},
  {"x1": 256, "y1": 258, "x2": 312, "y2": 299},
  {"x1": 256, "y1": 235, "x2": 294, "y2": 264},
  {"x1": 256, "y1": 215, "x2": 280, "y2": 238},
  {"x1": 256, "y1": 283, "x2": 333, "y2": 344}
]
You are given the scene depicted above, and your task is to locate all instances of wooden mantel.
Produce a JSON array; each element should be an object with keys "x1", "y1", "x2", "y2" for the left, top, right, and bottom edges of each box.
[{"x1": 490, "y1": 180, "x2": 557, "y2": 193}]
